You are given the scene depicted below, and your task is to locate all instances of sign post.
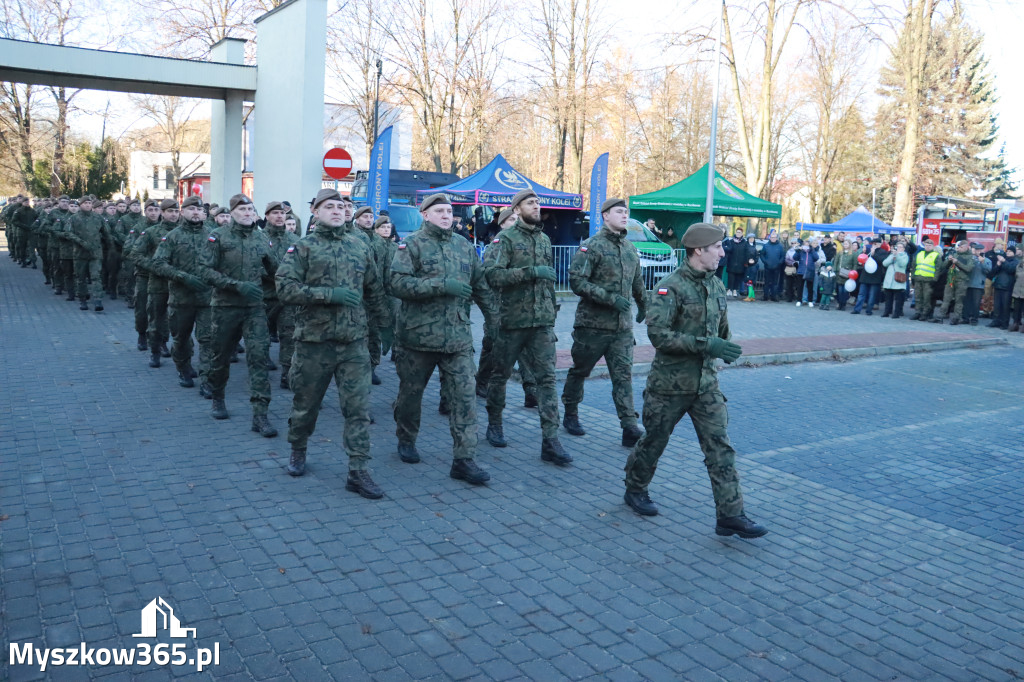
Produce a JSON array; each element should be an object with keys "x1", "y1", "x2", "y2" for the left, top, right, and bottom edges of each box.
[{"x1": 323, "y1": 148, "x2": 353, "y2": 181}]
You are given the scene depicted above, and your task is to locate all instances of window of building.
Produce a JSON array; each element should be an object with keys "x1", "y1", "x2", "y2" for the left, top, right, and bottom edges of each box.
[
  {"x1": 165, "y1": 168, "x2": 174, "y2": 190},
  {"x1": 153, "y1": 166, "x2": 160, "y2": 189}
]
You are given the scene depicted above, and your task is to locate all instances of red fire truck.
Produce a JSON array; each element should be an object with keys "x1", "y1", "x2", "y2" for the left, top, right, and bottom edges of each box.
[{"x1": 916, "y1": 196, "x2": 1024, "y2": 249}]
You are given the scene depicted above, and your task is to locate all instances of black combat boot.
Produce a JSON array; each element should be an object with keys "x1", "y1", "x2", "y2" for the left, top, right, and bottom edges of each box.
[
  {"x1": 149, "y1": 352, "x2": 161, "y2": 368},
  {"x1": 950, "y1": 316, "x2": 960, "y2": 326},
  {"x1": 371, "y1": 370, "x2": 382, "y2": 386},
  {"x1": 398, "y1": 442, "x2": 420, "y2": 463},
  {"x1": 187, "y1": 365, "x2": 198, "y2": 378},
  {"x1": 211, "y1": 399, "x2": 229, "y2": 420},
  {"x1": 486, "y1": 423, "x2": 507, "y2": 447},
  {"x1": 270, "y1": 333, "x2": 279, "y2": 343},
  {"x1": 345, "y1": 470, "x2": 384, "y2": 499},
  {"x1": 80, "y1": 300, "x2": 89, "y2": 310},
  {"x1": 450, "y1": 458, "x2": 490, "y2": 485},
  {"x1": 287, "y1": 449, "x2": 306, "y2": 476},
  {"x1": 178, "y1": 371, "x2": 194, "y2": 388},
  {"x1": 524, "y1": 393, "x2": 538, "y2": 408},
  {"x1": 621, "y1": 425, "x2": 644, "y2": 448},
  {"x1": 94, "y1": 303, "x2": 103, "y2": 312},
  {"x1": 137, "y1": 333, "x2": 148, "y2": 351},
  {"x1": 160, "y1": 343, "x2": 171, "y2": 358},
  {"x1": 562, "y1": 412, "x2": 585, "y2": 436},
  {"x1": 66, "y1": 293, "x2": 76, "y2": 301},
  {"x1": 715, "y1": 514, "x2": 768, "y2": 538},
  {"x1": 251, "y1": 415, "x2": 278, "y2": 438},
  {"x1": 541, "y1": 438, "x2": 572, "y2": 466},
  {"x1": 624, "y1": 490, "x2": 658, "y2": 516},
  {"x1": 199, "y1": 383, "x2": 213, "y2": 399}
]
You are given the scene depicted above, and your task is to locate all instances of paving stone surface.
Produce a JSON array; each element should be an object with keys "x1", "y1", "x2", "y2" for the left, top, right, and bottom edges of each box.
[{"x1": 2, "y1": 249, "x2": 1024, "y2": 681}]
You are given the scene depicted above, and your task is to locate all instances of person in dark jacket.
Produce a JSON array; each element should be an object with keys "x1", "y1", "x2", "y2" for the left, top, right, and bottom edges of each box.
[
  {"x1": 821, "y1": 235, "x2": 837, "y2": 262},
  {"x1": 725, "y1": 228, "x2": 752, "y2": 297},
  {"x1": 989, "y1": 246, "x2": 1017, "y2": 329},
  {"x1": 795, "y1": 243, "x2": 818, "y2": 306},
  {"x1": 759, "y1": 230, "x2": 785, "y2": 301},
  {"x1": 852, "y1": 238, "x2": 887, "y2": 315}
]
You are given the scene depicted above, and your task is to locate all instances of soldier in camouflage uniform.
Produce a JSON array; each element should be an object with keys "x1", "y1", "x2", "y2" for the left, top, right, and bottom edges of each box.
[
  {"x1": 484, "y1": 189, "x2": 570, "y2": 465},
  {"x1": 374, "y1": 215, "x2": 400, "y2": 355},
  {"x1": 12, "y1": 198, "x2": 39, "y2": 269},
  {"x1": 262, "y1": 201, "x2": 300, "y2": 386},
  {"x1": 352, "y1": 205, "x2": 389, "y2": 385},
  {"x1": 275, "y1": 188, "x2": 391, "y2": 498},
  {"x1": 100, "y1": 201, "x2": 123, "y2": 299},
  {"x1": 1, "y1": 196, "x2": 22, "y2": 261},
  {"x1": 562, "y1": 198, "x2": 646, "y2": 446},
  {"x1": 622, "y1": 223, "x2": 766, "y2": 539},
  {"x1": 124, "y1": 200, "x2": 161, "y2": 349},
  {"x1": 934, "y1": 240, "x2": 975, "y2": 325},
  {"x1": 151, "y1": 195, "x2": 214, "y2": 394},
  {"x1": 66, "y1": 196, "x2": 106, "y2": 311},
  {"x1": 128, "y1": 199, "x2": 180, "y2": 366},
  {"x1": 56, "y1": 200, "x2": 81, "y2": 299},
  {"x1": 33, "y1": 201, "x2": 53, "y2": 284},
  {"x1": 476, "y1": 209, "x2": 538, "y2": 404},
  {"x1": 119, "y1": 199, "x2": 144, "y2": 303},
  {"x1": 389, "y1": 193, "x2": 494, "y2": 485},
  {"x1": 198, "y1": 193, "x2": 278, "y2": 437},
  {"x1": 45, "y1": 197, "x2": 71, "y2": 292}
]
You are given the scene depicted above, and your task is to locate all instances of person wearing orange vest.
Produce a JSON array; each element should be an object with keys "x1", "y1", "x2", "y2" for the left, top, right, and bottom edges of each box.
[{"x1": 911, "y1": 238, "x2": 941, "y2": 321}]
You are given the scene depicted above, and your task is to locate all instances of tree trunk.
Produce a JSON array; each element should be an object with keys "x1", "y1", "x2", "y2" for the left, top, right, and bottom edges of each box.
[{"x1": 50, "y1": 87, "x2": 70, "y2": 195}]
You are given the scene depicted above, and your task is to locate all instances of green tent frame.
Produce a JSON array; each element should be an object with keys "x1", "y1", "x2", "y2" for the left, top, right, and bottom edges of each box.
[{"x1": 628, "y1": 164, "x2": 782, "y2": 220}]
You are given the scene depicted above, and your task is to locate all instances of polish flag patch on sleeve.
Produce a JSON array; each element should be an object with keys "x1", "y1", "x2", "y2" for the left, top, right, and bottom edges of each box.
[
  {"x1": 160, "y1": 236, "x2": 167, "y2": 241},
  {"x1": 286, "y1": 246, "x2": 295, "y2": 253},
  {"x1": 580, "y1": 246, "x2": 588, "y2": 252},
  {"x1": 398, "y1": 243, "x2": 407, "y2": 249},
  {"x1": 492, "y1": 238, "x2": 500, "y2": 243},
  {"x1": 657, "y1": 287, "x2": 669, "y2": 295},
  {"x1": 208, "y1": 236, "x2": 217, "y2": 242}
]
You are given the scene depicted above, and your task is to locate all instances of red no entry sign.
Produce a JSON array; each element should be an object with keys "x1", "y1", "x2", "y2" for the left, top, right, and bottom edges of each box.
[{"x1": 323, "y1": 148, "x2": 353, "y2": 180}]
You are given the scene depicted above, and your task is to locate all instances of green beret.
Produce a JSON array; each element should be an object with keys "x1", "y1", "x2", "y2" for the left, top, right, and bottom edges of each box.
[
  {"x1": 228, "y1": 194, "x2": 252, "y2": 211},
  {"x1": 498, "y1": 208, "x2": 515, "y2": 225},
  {"x1": 681, "y1": 223, "x2": 725, "y2": 249},
  {"x1": 352, "y1": 206, "x2": 373, "y2": 220},
  {"x1": 181, "y1": 195, "x2": 203, "y2": 209},
  {"x1": 144, "y1": 199, "x2": 160, "y2": 210},
  {"x1": 372, "y1": 216, "x2": 391, "y2": 230},
  {"x1": 210, "y1": 206, "x2": 228, "y2": 217},
  {"x1": 600, "y1": 197, "x2": 626, "y2": 213},
  {"x1": 159, "y1": 199, "x2": 179, "y2": 211},
  {"x1": 420, "y1": 193, "x2": 451, "y2": 211},
  {"x1": 510, "y1": 189, "x2": 538, "y2": 209},
  {"x1": 312, "y1": 188, "x2": 342, "y2": 210},
  {"x1": 264, "y1": 200, "x2": 286, "y2": 214}
]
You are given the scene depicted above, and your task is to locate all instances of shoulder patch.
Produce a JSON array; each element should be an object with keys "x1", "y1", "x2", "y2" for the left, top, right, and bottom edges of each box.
[
  {"x1": 160, "y1": 236, "x2": 167, "y2": 241},
  {"x1": 128, "y1": 229, "x2": 135, "y2": 234},
  {"x1": 579, "y1": 246, "x2": 588, "y2": 252},
  {"x1": 492, "y1": 238, "x2": 499, "y2": 243},
  {"x1": 286, "y1": 246, "x2": 295, "y2": 253},
  {"x1": 268, "y1": 241, "x2": 273, "y2": 246},
  {"x1": 140, "y1": 231, "x2": 146, "y2": 236},
  {"x1": 657, "y1": 288, "x2": 669, "y2": 295},
  {"x1": 398, "y1": 243, "x2": 407, "y2": 249},
  {"x1": 208, "y1": 236, "x2": 217, "y2": 242}
]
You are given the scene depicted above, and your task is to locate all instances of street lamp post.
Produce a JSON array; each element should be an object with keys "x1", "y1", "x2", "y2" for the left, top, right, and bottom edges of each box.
[
  {"x1": 372, "y1": 58, "x2": 382, "y2": 146},
  {"x1": 704, "y1": 0, "x2": 725, "y2": 225}
]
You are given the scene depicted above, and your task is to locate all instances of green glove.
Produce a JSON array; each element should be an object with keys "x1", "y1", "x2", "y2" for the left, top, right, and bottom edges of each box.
[
  {"x1": 706, "y1": 337, "x2": 743, "y2": 363},
  {"x1": 635, "y1": 308, "x2": 646, "y2": 323},
  {"x1": 380, "y1": 327, "x2": 394, "y2": 355},
  {"x1": 612, "y1": 295, "x2": 631, "y2": 313},
  {"x1": 532, "y1": 266, "x2": 557, "y2": 282},
  {"x1": 184, "y1": 275, "x2": 207, "y2": 292},
  {"x1": 442, "y1": 278, "x2": 473, "y2": 299},
  {"x1": 329, "y1": 287, "x2": 362, "y2": 306},
  {"x1": 238, "y1": 282, "x2": 262, "y2": 301}
]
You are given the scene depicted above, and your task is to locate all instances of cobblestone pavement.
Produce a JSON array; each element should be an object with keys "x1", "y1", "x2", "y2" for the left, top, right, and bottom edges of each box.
[{"x1": 3, "y1": 251, "x2": 1024, "y2": 681}]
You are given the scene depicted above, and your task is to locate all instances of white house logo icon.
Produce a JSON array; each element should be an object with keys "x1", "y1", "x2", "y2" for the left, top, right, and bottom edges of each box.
[{"x1": 132, "y1": 598, "x2": 197, "y2": 639}]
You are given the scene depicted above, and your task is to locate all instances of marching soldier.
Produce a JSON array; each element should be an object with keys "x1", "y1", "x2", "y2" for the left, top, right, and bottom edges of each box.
[
  {"x1": 56, "y1": 199, "x2": 80, "y2": 299},
  {"x1": 46, "y1": 196, "x2": 71, "y2": 293},
  {"x1": 934, "y1": 240, "x2": 974, "y2": 325},
  {"x1": 389, "y1": 193, "x2": 494, "y2": 485},
  {"x1": 352, "y1": 205, "x2": 389, "y2": 385},
  {"x1": 275, "y1": 189, "x2": 390, "y2": 497},
  {"x1": 66, "y1": 196, "x2": 106, "y2": 311},
  {"x1": 124, "y1": 200, "x2": 161, "y2": 348},
  {"x1": 262, "y1": 201, "x2": 300, "y2": 383},
  {"x1": 484, "y1": 189, "x2": 569, "y2": 465},
  {"x1": 622, "y1": 223, "x2": 767, "y2": 539},
  {"x1": 561, "y1": 198, "x2": 646, "y2": 446},
  {"x1": 128, "y1": 199, "x2": 179, "y2": 366},
  {"x1": 198, "y1": 193, "x2": 278, "y2": 437}
]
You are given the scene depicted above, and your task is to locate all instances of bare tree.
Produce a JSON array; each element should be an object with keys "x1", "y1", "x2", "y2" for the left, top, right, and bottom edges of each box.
[
  {"x1": 137, "y1": 0, "x2": 265, "y2": 59},
  {"x1": 129, "y1": 95, "x2": 206, "y2": 189}
]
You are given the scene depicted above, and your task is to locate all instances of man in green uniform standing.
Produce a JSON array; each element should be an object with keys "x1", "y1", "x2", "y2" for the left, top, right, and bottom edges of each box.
[
  {"x1": 389, "y1": 193, "x2": 494, "y2": 485},
  {"x1": 34, "y1": 200, "x2": 53, "y2": 284},
  {"x1": 622, "y1": 223, "x2": 767, "y2": 539},
  {"x1": 56, "y1": 199, "x2": 80, "y2": 299},
  {"x1": 12, "y1": 198, "x2": 39, "y2": 269},
  {"x1": 352, "y1": 205, "x2": 388, "y2": 385},
  {"x1": 275, "y1": 188, "x2": 390, "y2": 497},
  {"x1": 151, "y1": 195, "x2": 214, "y2": 394},
  {"x1": 119, "y1": 199, "x2": 143, "y2": 305},
  {"x1": 262, "y1": 201, "x2": 300, "y2": 383},
  {"x1": 933, "y1": 240, "x2": 973, "y2": 325},
  {"x1": 198, "y1": 193, "x2": 278, "y2": 437},
  {"x1": 484, "y1": 189, "x2": 570, "y2": 465},
  {"x1": 124, "y1": 200, "x2": 161, "y2": 349},
  {"x1": 562, "y1": 198, "x2": 646, "y2": 446},
  {"x1": 129, "y1": 199, "x2": 179, "y2": 366},
  {"x1": 66, "y1": 196, "x2": 106, "y2": 311},
  {"x1": 45, "y1": 196, "x2": 70, "y2": 293}
]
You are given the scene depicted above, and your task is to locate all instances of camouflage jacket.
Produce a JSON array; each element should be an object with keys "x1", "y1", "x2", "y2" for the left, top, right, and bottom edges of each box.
[
  {"x1": 357, "y1": 225, "x2": 389, "y2": 276},
  {"x1": 40, "y1": 209, "x2": 67, "y2": 240},
  {"x1": 128, "y1": 220, "x2": 178, "y2": 293},
  {"x1": 644, "y1": 261, "x2": 731, "y2": 395},
  {"x1": 31, "y1": 212, "x2": 49, "y2": 245},
  {"x1": 56, "y1": 214, "x2": 80, "y2": 259},
  {"x1": 199, "y1": 219, "x2": 278, "y2": 308},
  {"x1": 275, "y1": 221, "x2": 387, "y2": 343},
  {"x1": 13, "y1": 205, "x2": 38, "y2": 234},
  {"x1": 381, "y1": 238, "x2": 397, "y2": 295},
  {"x1": 151, "y1": 219, "x2": 212, "y2": 307},
  {"x1": 124, "y1": 218, "x2": 158, "y2": 278},
  {"x1": 484, "y1": 219, "x2": 557, "y2": 329},
  {"x1": 262, "y1": 225, "x2": 300, "y2": 301},
  {"x1": 66, "y1": 211, "x2": 105, "y2": 259},
  {"x1": 569, "y1": 227, "x2": 646, "y2": 332},
  {"x1": 390, "y1": 220, "x2": 494, "y2": 353}
]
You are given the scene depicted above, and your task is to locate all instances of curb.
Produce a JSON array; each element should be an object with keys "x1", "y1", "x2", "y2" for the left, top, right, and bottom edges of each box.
[{"x1": 550, "y1": 336, "x2": 1008, "y2": 381}]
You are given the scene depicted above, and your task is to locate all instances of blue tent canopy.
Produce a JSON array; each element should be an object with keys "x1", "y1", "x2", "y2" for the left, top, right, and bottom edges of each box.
[
  {"x1": 796, "y1": 206, "x2": 914, "y2": 234},
  {"x1": 415, "y1": 154, "x2": 584, "y2": 210}
]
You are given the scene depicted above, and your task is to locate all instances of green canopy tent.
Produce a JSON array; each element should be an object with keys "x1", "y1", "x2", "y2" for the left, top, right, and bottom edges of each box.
[{"x1": 628, "y1": 164, "x2": 782, "y2": 241}]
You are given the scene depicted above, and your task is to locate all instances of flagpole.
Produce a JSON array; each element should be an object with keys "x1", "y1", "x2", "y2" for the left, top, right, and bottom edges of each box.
[{"x1": 704, "y1": 0, "x2": 724, "y2": 224}]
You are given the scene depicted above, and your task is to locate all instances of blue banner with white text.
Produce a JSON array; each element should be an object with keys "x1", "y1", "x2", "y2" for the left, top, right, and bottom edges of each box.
[
  {"x1": 589, "y1": 152, "x2": 609, "y2": 236},
  {"x1": 367, "y1": 126, "x2": 393, "y2": 215}
]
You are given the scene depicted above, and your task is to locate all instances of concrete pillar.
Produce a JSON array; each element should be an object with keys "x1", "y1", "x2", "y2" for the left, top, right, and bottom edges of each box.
[
  {"x1": 209, "y1": 38, "x2": 246, "y2": 208},
  {"x1": 253, "y1": 0, "x2": 327, "y2": 212}
]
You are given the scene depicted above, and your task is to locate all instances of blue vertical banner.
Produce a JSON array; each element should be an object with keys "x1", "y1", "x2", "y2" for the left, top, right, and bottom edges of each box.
[
  {"x1": 367, "y1": 126, "x2": 393, "y2": 214},
  {"x1": 588, "y1": 152, "x2": 609, "y2": 236}
]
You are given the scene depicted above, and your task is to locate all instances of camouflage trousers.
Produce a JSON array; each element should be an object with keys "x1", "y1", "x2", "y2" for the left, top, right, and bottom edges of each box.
[
  {"x1": 624, "y1": 388, "x2": 744, "y2": 519},
  {"x1": 366, "y1": 313, "x2": 382, "y2": 367},
  {"x1": 208, "y1": 306, "x2": 271, "y2": 415},
  {"x1": 287, "y1": 338, "x2": 371, "y2": 470},
  {"x1": 74, "y1": 257, "x2": 104, "y2": 304},
  {"x1": 14, "y1": 230, "x2": 29, "y2": 262},
  {"x1": 169, "y1": 305, "x2": 213, "y2": 384},
  {"x1": 939, "y1": 280, "x2": 969, "y2": 321},
  {"x1": 266, "y1": 299, "x2": 296, "y2": 373},
  {"x1": 395, "y1": 348, "x2": 478, "y2": 460},
  {"x1": 37, "y1": 239, "x2": 50, "y2": 280},
  {"x1": 146, "y1": 290, "x2": 170, "y2": 350},
  {"x1": 47, "y1": 246, "x2": 61, "y2": 286},
  {"x1": 60, "y1": 258, "x2": 75, "y2": 294},
  {"x1": 134, "y1": 275, "x2": 149, "y2": 334},
  {"x1": 104, "y1": 250, "x2": 122, "y2": 296},
  {"x1": 486, "y1": 326, "x2": 559, "y2": 439},
  {"x1": 562, "y1": 329, "x2": 637, "y2": 429},
  {"x1": 913, "y1": 278, "x2": 936, "y2": 319},
  {"x1": 476, "y1": 328, "x2": 536, "y2": 397}
]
